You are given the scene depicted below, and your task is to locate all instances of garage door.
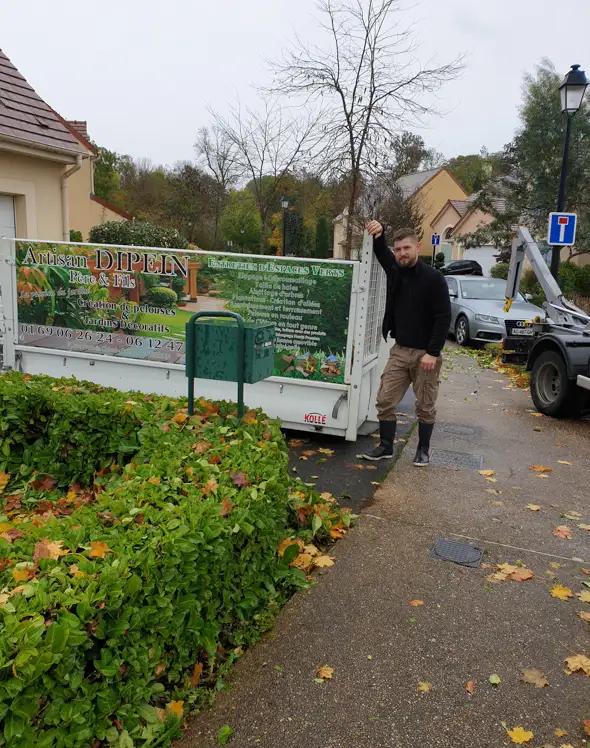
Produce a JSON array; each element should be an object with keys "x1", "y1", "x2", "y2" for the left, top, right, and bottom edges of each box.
[
  {"x1": 462, "y1": 245, "x2": 497, "y2": 276},
  {"x1": 0, "y1": 195, "x2": 16, "y2": 239}
]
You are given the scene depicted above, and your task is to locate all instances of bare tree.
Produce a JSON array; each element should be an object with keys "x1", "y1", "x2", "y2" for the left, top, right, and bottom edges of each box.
[
  {"x1": 195, "y1": 126, "x2": 240, "y2": 248},
  {"x1": 211, "y1": 99, "x2": 321, "y2": 253},
  {"x1": 267, "y1": 0, "x2": 463, "y2": 258}
]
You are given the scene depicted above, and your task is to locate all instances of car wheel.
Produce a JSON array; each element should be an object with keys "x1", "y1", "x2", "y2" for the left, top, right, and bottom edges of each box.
[
  {"x1": 530, "y1": 350, "x2": 588, "y2": 417},
  {"x1": 454, "y1": 316, "x2": 470, "y2": 346}
]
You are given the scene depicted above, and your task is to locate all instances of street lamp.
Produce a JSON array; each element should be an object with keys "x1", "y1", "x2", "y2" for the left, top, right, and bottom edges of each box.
[
  {"x1": 550, "y1": 64, "x2": 589, "y2": 278},
  {"x1": 281, "y1": 196, "x2": 289, "y2": 256}
]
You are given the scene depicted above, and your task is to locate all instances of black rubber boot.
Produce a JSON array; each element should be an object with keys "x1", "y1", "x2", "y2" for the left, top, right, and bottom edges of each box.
[
  {"x1": 413, "y1": 422, "x2": 434, "y2": 467},
  {"x1": 361, "y1": 420, "x2": 396, "y2": 460}
]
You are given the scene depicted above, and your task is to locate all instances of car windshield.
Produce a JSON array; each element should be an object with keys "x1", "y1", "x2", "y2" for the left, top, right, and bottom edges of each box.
[{"x1": 459, "y1": 280, "x2": 509, "y2": 300}]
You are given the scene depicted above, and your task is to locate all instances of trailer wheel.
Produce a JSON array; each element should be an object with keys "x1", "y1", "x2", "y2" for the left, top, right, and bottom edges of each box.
[{"x1": 530, "y1": 350, "x2": 585, "y2": 417}]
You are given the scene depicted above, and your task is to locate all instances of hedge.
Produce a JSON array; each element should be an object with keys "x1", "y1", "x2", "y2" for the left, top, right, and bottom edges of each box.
[
  {"x1": 0, "y1": 373, "x2": 350, "y2": 747},
  {"x1": 146, "y1": 287, "x2": 177, "y2": 308}
]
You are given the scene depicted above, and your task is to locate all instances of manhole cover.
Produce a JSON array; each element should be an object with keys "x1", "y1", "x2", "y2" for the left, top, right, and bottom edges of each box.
[
  {"x1": 430, "y1": 537, "x2": 484, "y2": 567},
  {"x1": 440, "y1": 424, "x2": 476, "y2": 437},
  {"x1": 430, "y1": 449, "x2": 484, "y2": 470}
]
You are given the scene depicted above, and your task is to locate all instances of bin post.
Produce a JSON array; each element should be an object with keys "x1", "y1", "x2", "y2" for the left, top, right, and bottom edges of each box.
[{"x1": 185, "y1": 311, "x2": 246, "y2": 419}]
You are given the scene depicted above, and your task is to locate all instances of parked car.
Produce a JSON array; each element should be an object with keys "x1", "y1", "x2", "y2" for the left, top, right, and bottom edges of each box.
[
  {"x1": 445, "y1": 276, "x2": 545, "y2": 346},
  {"x1": 440, "y1": 260, "x2": 483, "y2": 276}
]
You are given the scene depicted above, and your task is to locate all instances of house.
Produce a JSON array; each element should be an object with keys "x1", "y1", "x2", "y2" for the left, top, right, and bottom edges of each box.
[
  {"x1": 332, "y1": 167, "x2": 467, "y2": 260},
  {"x1": 0, "y1": 49, "x2": 129, "y2": 242},
  {"x1": 430, "y1": 196, "x2": 505, "y2": 276},
  {"x1": 64, "y1": 120, "x2": 131, "y2": 240}
]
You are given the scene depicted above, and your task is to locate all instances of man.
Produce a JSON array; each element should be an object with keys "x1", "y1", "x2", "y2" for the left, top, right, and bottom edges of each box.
[{"x1": 361, "y1": 222, "x2": 451, "y2": 466}]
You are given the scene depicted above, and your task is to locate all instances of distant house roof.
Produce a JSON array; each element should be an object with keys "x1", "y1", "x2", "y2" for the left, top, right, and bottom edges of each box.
[
  {"x1": 449, "y1": 199, "x2": 473, "y2": 217},
  {"x1": 0, "y1": 49, "x2": 90, "y2": 156},
  {"x1": 396, "y1": 167, "x2": 441, "y2": 199}
]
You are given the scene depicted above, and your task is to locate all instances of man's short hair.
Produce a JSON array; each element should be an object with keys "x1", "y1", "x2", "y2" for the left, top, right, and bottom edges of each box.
[{"x1": 392, "y1": 228, "x2": 419, "y2": 244}]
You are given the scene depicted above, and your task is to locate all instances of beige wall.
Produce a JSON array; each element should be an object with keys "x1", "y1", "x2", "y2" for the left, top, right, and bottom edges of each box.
[
  {"x1": 453, "y1": 209, "x2": 495, "y2": 260},
  {"x1": 414, "y1": 170, "x2": 466, "y2": 256},
  {"x1": 68, "y1": 158, "x2": 127, "y2": 240},
  {"x1": 0, "y1": 150, "x2": 65, "y2": 239}
]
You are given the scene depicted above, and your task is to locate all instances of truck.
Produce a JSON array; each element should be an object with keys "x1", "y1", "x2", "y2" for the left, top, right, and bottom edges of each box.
[{"x1": 502, "y1": 226, "x2": 590, "y2": 417}]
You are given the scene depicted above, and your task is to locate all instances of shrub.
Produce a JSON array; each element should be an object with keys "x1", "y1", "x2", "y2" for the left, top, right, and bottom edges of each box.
[
  {"x1": 0, "y1": 373, "x2": 349, "y2": 747},
  {"x1": 490, "y1": 263, "x2": 509, "y2": 280},
  {"x1": 69, "y1": 230, "x2": 83, "y2": 243},
  {"x1": 88, "y1": 221, "x2": 188, "y2": 250},
  {"x1": 171, "y1": 275, "x2": 186, "y2": 300},
  {"x1": 147, "y1": 286, "x2": 177, "y2": 308}
]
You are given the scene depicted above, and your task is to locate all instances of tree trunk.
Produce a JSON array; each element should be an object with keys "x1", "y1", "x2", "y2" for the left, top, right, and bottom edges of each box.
[{"x1": 344, "y1": 177, "x2": 359, "y2": 260}]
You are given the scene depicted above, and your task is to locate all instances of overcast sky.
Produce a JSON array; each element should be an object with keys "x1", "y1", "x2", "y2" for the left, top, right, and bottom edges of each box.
[{"x1": 3, "y1": 0, "x2": 590, "y2": 167}]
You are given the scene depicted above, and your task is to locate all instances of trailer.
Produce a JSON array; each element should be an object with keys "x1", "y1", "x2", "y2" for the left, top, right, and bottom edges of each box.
[
  {"x1": 502, "y1": 226, "x2": 590, "y2": 417},
  {"x1": 0, "y1": 233, "x2": 386, "y2": 440}
]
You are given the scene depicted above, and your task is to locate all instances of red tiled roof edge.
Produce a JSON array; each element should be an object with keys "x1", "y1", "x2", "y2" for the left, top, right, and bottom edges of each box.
[{"x1": 91, "y1": 193, "x2": 133, "y2": 220}]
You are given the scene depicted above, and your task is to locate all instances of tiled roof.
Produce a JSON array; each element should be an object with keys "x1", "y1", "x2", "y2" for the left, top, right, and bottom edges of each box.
[
  {"x1": 0, "y1": 49, "x2": 89, "y2": 156},
  {"x1": 396, "y1": 168, "x2": 441, "y2": 198},
  {"x1": 449, "y1": 199, "x2": 472, "y2": 217}
]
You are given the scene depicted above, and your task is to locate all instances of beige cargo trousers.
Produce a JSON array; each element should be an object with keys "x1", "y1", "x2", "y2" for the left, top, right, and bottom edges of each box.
[{"x1": 376, "y1": 344, "x2": 443, "y2": 424}]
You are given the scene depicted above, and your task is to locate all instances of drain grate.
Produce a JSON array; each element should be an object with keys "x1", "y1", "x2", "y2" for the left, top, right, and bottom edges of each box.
[
  {"x1": 439, "y1": 423, "x2": 477, "y2": 437},
  {"x1": 430, "y1": 537, "x2": 484, "y2": 567},
  {"x1": 430, "y1": 449, "x2": 484, "y2": 470}
]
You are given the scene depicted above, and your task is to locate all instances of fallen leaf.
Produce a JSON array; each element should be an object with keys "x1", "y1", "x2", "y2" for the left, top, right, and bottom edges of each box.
[
  {"x1": 230, "y1": 472, "x2": 250, "y2": 488},
  {"x1": 486, "y1": 477, "x2": 498, "y2": 483},
  {"x1": 168, "y1": 700, "x2": 184, "y2": 717},
  {"x1": 33, "y1": 538, "x2": 69, "y2": 563},
  {"x1": 190, "y1": 663, "x2": 203, "y2": 687},
  {"x1": 12, "y1": 565, "x2": 34, "y2": 583},
  {"x1": 537, "y1": 474, "x2": 549, "y2": 479},
  {"x1": 202, "y1": 478, "x2": 218, "y2": 496},
  {"x1": 478, "y1": 469, "x2": 496, "y2": 477},
  {"x1": 288, "y1": 439, "x2": 306, "y2": 448},
  {"x1": 551, "y1": 585, "x2": 574, "y2": 600},
  {"x1": 562, "y1": 511, "x2": 582, "y2": 519},
  {"x1": 303, "y1": 544, "x2": 320, "y2": 556},
  {"x1": 371, "y1": 481, "x2": 380, "y2": 486},
  {"x1": 408, "y1": 600, "x2": 424, "y2": 607},
  {"x1": 529, "y1": 465, "x2": 553, "y2": 473},
  {"x1": 417, "y1": 681, "x2": 433, "y2": 693},
  {"x1": 171, "y1": 412, "x2": 189, "y2": 425},
  {"x1": 69, "y1": 564, "x2": 86, "y2": 578},
  {"x1": 316, "y1": 665, "x2": 334, "y2": 680},
  {"x1": 89, "y1": 541, "x2": 112, "y2": 558},
  {"x1": 510, "y1": 568, "x2": 534, "y2": 582},
  {"x1": 320, "y1": 492, "x2": 336, "y2": 502},
  {"x1": 313, "y1": 556, "x2": 335, "y2": 568},
  {"x1": 486, "y1": 489, "x2": 503, "y2": 495},
  {"x1": 466, "y1": 680, "x2": 475, "y2": 694},
  {"x1": 220, "y1": 498, "x2": 235, "y2": 517},
  {"x1": 558, "y1": 460, "x2": 572, "y2": 465},
  {"x1": 527, "y1": 504, "x2": 542, "y2": 511},
  {"x1": 193, "y1": 442, "x2": 211, "y2": 455},
  {"x1": 489, "y1": 674, "x2": 501, "y2": 686},
  {"x1": 584, "y1": 719, "x2": 590, "y2": 736},
  {"x1": 0, "y1": 472, "x2": 9, "y2": 494},
  {"x1": 549, "y1": 562, "x2": 562, "y2": 569},
  {"x1": 303, "y1": 450, "x2": 317, "y2": 457},
  {"x1": 578, "y1": 610, "x2": 590, "y2": 622},
  {"x1": 299, "y1": 456, "x2": 308, "y2": 461},
  {"x1": 553, "y1": 525, "x2": 572, "y2": 539},
  {"x1": 292, "y1": 553, "x2": 314, "y2": 571},
  {"x1": 582, "y1": 568, "x2": 590, "y2": 575},
  {"x1": 565, "y1": 654, "x2": 590, "y2": 675},
  {"x1": 578, "y1": 524, "x2": 590, "y2": 531},
  {"x1": 577, "y1": 590, "x2": 590, "y2": 603},
  {"x1": 554, "y1": 728, "x2": 568, "y2": 738},
  {"x1": 521, "y1": 668, "x2": 549, "y2": 688},
  {"x1": 490, "y1": 501, "x2": 504, "y2": 507},
  {"x1": 507, "y1": 726, "x2": 534, "y2": 744},
  {"x1": 317, "y1": 448, "x2": 334, "y2": 456}
]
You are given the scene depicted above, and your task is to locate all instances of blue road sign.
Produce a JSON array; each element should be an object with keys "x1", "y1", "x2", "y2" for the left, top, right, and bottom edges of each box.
[
  {"x1": 431, "y1": 233, "x2": 441, "y2": 246},
  {"x1": 548, "y1": 212, "x2": 577, "y2": 246}
]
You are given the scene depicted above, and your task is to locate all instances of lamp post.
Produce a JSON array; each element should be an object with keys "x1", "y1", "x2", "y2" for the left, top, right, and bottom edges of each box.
[
  {"x1": 550, "y1": 64, "x2": 589, "y2": 278},
  {"x1": 281, "y1": 196, "x2": 289, "y2": 256}
]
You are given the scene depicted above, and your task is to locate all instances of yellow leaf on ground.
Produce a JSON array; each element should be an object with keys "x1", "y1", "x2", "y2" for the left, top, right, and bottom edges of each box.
[
  {"x1": 12, "y1": 566, "x2": 34, "y2": 583},
  {"x1": 291, "y1": 553, "x2": 313, "y2": 571},
  {"x1": 486, "y1": 489, "x2": 503, "y2": 495},
  {"x1": 0, "y1": 472, "x2": 9, "y2": 494},
  {"x1": 510, "y1": 568, "x2": 534, "y2": 582},
  {"x1": 507, "y1": 726, "x2": 534, "y2": 744},
  {"x1": 497, "y1": 563, "x2": 520, "y2": 575},
  {"x1": 316, "y1": 666, "x2": 334, "y2": 680},
  {"x1": 171, "y1": 413, "x2": 189, "y2": 425},
  {"x1": 288, "y1": 439, "x2": 306, "y2": 448},
  {"x1": 33, "y1": 538, "x2": 69, "y2": 563},
  {"x1": 584, "y1": 719, "x2": 590, "y2": 736},
  {"x1": 558, "y1": 460, "x2": 572, "y2": 465},
  {"x1": 69, "y1": 564, "x2": 86, "y2": 578},
  {"x1": 417, "y1": 681, "x2": 433, "y2": 693},
  {"x1": 408, "y1": 600, "x2": 424, "y2": 607},
  {"x1": 303, "y1": 544, "x2": 320, "y2": 557},
  {"x1": 551, "y1": 585, "x2": 574, "y2": 600},
  {"x1": 202, "y1": 478, "x2": 218, "y2": 496},
  {"x1": 521, "y1": 668, "x2": 549, "y2": 688},
  {"x1": 582, "y1": 568, "x2": 590, "y2": 575},
  {"x1": 577, "y1": 590, "x2": 590, "y2": 603},
  {"x1": 486, "y1": 477, "x2": 498, "y2": 483},
  {"x1": 565, "y1": 654, "x2": 590, "y2": 675},
  {"x1": 277, "y1": 538, "x2": 301, "y2": 557},
  {"x1": 554, "y1": 728, "x2": 568, "y2": 737},
  {"x1": 529, "y1": 465, "x2": 553, "y2": 472},
  {"x1": 466, "y1": 680, "x2": 474, "y2": 694},
  {"x1": 553, "y1": 525, "x2": 572, "y2": 539},
  {"x1": 0, "y1": 523, "x2": 12, "y2": 532},
  {"x1": 320, "y1": 492, "x2": 336, "y2": 503},
  {"x1": 549, "y1": 562, "x2": 562, "y2": 569},
  {"x1": 578, "y1": 524, "x2": 590, "y2": 531},
  {"x1": 313, "y1": 555, "x2": 335, "y2": 568},
  {"x1": 526, "y1": 504, "x2": 542, "y2": 511},
  {"x1": 578, "y1": 610, "x2": 590, "y2": 622},
  {"x1": 190, "y1": 663, "x2": 203, "y2": 687},
  {"x1": 478, "y1": 469, "x2": 496, "y2": 477},
  {"x1": 147, "y1": 476, "x2": 161, "y2": 485},
  {"x1": 168, "y1": 701, "x2": 184, "y2": 717},
  {"x1": 317, "y1": 448, "x2": 334, "y2": 456},
  {"x1": 89, "y1": 541, "x2": 112, "y2": 558}
]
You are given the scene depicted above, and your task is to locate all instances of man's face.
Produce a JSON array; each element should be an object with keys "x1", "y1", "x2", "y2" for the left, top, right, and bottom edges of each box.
[{"x1": 392, "y1": 236, "x2": 420, "y2": 267}]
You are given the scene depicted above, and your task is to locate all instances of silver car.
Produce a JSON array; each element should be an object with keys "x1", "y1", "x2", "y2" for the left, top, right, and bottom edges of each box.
[{"x1": 445, "y1": 276, "x2": 544, "y2": 346}]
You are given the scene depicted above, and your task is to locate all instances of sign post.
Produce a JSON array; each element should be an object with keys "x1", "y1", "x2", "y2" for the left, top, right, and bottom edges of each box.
[
  {"x1": 431, "y1": 233, "x2": 441, "y2": 265},
  {"x1": 548, "y1": 212, "x2": 577, "y2": 274}
]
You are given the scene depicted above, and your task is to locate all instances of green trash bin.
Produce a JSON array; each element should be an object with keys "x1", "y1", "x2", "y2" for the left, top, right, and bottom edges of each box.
[{"x1": 185, "y1": 311, "x2": 275, "y2": 417}]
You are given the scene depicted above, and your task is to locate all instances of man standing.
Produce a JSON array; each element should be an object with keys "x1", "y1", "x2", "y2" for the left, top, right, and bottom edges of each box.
[{"x1": 361, "y1": 221, "x2": 451, "y2": 466}]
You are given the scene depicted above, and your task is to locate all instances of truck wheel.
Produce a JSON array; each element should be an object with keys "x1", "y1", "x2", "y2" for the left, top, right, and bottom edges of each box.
[
  {"x1": 455, "y1": 316, "x2": 471, "y2": 346},
  {"x1": 530, "y1": 350, "x2": 583, "y2": 417}
]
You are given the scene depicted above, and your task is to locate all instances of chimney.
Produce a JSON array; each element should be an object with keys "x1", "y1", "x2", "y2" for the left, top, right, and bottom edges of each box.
[{"x1": 66, "y1": 120, "x2": 89, "y2": 140}]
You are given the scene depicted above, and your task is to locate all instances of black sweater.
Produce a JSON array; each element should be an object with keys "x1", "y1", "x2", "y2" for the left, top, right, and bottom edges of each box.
[{"x1": 373, "y1": 233, "x2": 451, "y2": 357}]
